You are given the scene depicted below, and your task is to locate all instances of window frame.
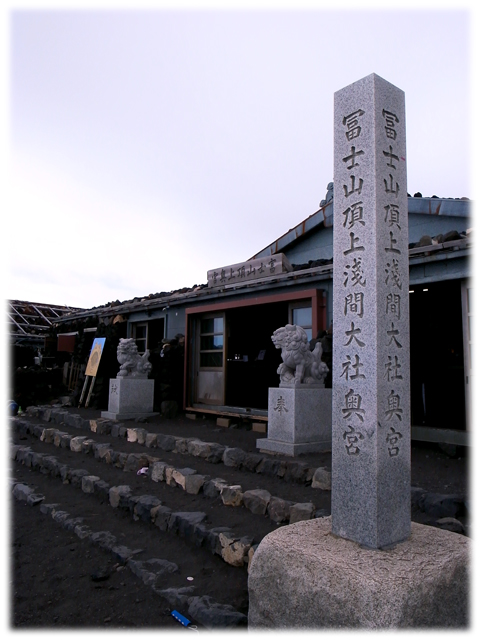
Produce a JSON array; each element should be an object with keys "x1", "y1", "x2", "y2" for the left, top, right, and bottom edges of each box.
[
  {"x1": 289, "y1": 301, "x2": 313, "y2": 342},
  {"x1": 198, "y1": 314, "x2": 225, "y2": 370},
  {"x1": 131, "y1": 322, "x2": 148, "y2": 354}
]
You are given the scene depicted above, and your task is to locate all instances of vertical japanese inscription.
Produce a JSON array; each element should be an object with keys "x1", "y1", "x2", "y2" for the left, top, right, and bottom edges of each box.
[
  {"x1": 336, "y1": 82, "x2": 408, "y2": 459},
  {"x1": 380, "y1": 102, "x2": 408, "y2": 456},
  {"x1": 338, "y1": 106, "x2": 368, "y2": 454}
]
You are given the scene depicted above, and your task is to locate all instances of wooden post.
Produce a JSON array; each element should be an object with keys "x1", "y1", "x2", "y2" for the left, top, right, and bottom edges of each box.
[
  {"x1": 78, "y1": 376, "x2": 90, "y2": 406},
  {"x1": 85, "y1": 376, "x2": 96, "y2": 408}
]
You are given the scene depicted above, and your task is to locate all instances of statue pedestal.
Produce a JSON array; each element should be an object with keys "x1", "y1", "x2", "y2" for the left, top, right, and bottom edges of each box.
[
  {"x1": 101, "y1": 378, "x2": 158, "y2": 421},
  {"x1": 248, "y1": 517, "x2": 469, "y2": 628},
  {"x1": 257, "y1": 386, "x2": 332, "y2": 456}
]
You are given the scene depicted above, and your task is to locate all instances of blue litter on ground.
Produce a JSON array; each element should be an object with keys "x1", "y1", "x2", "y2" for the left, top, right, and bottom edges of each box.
[{"x1": 171, "y1": 610, "x2": 192, "y2": 627}]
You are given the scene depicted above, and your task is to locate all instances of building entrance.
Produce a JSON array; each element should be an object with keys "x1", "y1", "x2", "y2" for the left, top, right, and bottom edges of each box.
[{"x1": 409, "y1": 279, "x2": 466, "y2": 431}]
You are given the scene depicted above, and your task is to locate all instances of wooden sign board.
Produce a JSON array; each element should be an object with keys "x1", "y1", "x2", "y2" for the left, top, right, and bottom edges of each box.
[
  {"x1": 207, "y1": 253, "x2": 292, "y2": 288},
  {"x1": 85, "y1": 338, "x2": 106, "y2": 377}
]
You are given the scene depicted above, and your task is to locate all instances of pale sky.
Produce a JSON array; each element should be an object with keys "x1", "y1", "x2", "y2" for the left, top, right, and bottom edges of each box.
[{"x1": 3, "y1": 1, "x2": 477, "y2": 310}]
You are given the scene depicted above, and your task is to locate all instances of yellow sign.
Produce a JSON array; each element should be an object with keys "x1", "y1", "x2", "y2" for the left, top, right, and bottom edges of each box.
[{"x1": 85, "y1": 338, "x2": 106, "y2": 377}]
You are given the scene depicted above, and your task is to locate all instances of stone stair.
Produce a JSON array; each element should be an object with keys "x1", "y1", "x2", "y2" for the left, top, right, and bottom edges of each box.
[
  {"x1": 10, "y1": 406, "x2": 335, "y2": 628},
  {"x1": 11, "y1": 405, "x2": 468, "y2": 628}
]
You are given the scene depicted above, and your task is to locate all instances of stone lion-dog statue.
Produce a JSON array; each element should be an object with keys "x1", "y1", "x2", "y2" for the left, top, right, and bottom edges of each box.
[
  {"x1": 271, "y1": 324, "x2": 328, "y2": 386},
  {"x1": 116, "y1": 338, "x2": 152, "y2": 378}
]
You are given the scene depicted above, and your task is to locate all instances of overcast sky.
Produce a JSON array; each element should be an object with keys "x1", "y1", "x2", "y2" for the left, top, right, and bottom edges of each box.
[{"x1": 4, "y1": 1, "x2": 476, "y2": 310}]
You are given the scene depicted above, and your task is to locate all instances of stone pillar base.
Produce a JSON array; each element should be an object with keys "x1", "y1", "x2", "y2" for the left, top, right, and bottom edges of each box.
[
  {"x1": 257, "y1": 439, "x2": 329, "y2": 456},
  {"x1": 248, "y1": 517, "x2": 469, "y2": 629},
  {"x1": 257, "y1": 387, "x2": 332, "y2": 456},
  {"x1": 100, "y1": 378, "x2": 158, "y2": 421},
  {"x1": 100, "y1": 411, "x2": 159, "y2": 421}
]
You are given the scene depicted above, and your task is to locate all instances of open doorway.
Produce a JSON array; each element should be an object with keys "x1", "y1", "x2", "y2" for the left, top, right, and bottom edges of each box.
[
  {"x1": 409, "y1": 279, "x2": 466, "y2": 430},
  {"x1": 225, "y1": 301, "x2": 289, "y2": 409},
  {"x1": 186, "y1": 289, "x2": 326, "y2": 414}
]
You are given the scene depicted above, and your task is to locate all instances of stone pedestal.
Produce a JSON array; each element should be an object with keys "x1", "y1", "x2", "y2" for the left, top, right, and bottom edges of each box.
[
  {"x1": 248, "y1": 517, "x2": 469, "y2": 629},
  {"x1": 256, "y1": 387, "x2": 332, "y2": 456},
  {"x1": 101, "y1": 378, "x2": 158, "y2": 421}
]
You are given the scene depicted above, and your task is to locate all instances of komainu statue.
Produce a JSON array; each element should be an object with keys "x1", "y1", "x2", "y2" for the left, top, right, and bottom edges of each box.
[
  {"x1": 116, "y1": 338, "x2": 152, "y2": 379},
  {"x1": 272, "y1": 324, "x2": 328, "y2": 387}
]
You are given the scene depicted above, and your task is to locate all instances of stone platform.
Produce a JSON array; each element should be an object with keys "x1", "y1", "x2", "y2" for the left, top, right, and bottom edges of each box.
[
  {"x1": 248, "y1": 516, "x2": 469, "y2": 629},
  {"x1": 257, "y1": 387, "x2": 332, "y2": 456},
  {"x1": 101, "y1": 378, "x2": 158, "y2": 421}
]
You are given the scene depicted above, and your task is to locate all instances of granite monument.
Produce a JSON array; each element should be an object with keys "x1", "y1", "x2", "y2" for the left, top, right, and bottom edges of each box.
[
  {"x1": 256, "y1": 324, "x2": 332, "y2": 455},
  {"x1": 101, "y1": 338, "x2": 157, "y2": 421}
]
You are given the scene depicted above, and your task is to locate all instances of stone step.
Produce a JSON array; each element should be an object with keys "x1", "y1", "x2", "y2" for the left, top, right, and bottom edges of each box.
[
  {"x1": 13, "y1": 414, "x2": 467, "y2": 527},
  {"x1": 11, "y1": 474, "x2": 248, "y2": 629},
  {"x1": 11, "y1": 426, "x2": 330, "y2": 580},
  {"x1": 11, "y1": 439, "x2": 261, "y2": 568},
  {"x1": 12, "y1": 415, "x2": 331, "y2": 527},
  {"x1": 19, "y1": 407, "x2": 325, "y2": 486}
]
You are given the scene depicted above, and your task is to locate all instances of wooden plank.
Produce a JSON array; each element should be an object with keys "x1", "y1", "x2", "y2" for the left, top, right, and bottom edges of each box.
[
  {"x1": 186, "y1": 405, "x2": 268, "y2": 422},
  {"x1": 411, "y1": 426, "x2": 469, "y2": 446}
]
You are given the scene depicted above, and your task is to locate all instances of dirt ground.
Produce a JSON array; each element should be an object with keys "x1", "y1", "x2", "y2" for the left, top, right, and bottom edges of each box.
[{"x1": 9, "y1": 407, "x2": 470, "y2": 630}]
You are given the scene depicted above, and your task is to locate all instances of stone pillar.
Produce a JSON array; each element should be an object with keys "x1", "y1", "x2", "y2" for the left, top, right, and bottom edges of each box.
[{"x1": 332, "y1": 73, "x2": 410, "y2": 548}]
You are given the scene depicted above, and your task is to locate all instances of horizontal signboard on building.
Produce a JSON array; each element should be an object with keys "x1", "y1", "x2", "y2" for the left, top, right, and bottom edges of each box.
[{"x1": 207, "y1": 253, "x2": 293, "y2": 288}]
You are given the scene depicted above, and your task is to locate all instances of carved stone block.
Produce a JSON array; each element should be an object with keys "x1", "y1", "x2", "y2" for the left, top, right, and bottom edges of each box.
[
  {"x1": 257, "y1": 387, "x2": 332, "y2": 456},
  {"x1": 101, "y1": 378, "x2": 158, "y2": 421}
]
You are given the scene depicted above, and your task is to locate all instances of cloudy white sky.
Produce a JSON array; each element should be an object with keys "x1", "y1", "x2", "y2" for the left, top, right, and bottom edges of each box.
[{"x1": 4, "y1": 1, "x2": 477, "y2": 310}]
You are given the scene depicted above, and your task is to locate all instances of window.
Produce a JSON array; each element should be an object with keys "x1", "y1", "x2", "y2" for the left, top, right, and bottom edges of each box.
[
  {"x1": 289, "y1": 303, "x2": 312, "y2": 341},
  {"x1": 132, "y1": 323, "x2": 148, "y2": 354},
  {"x1": 199, "y1": 316, "x2": 224, "y2": 368}
]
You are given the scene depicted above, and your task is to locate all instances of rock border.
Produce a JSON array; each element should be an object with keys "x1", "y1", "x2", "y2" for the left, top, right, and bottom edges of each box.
[
  {"x1": 21, "y1": 406, "x2": 331, "y2": 488},
  {"x1": 13, "y1": 414, "x2": 330, "y2": 530},
  {"x1": 11, "y1": 479, "x2": 247, "y2": 629}
]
